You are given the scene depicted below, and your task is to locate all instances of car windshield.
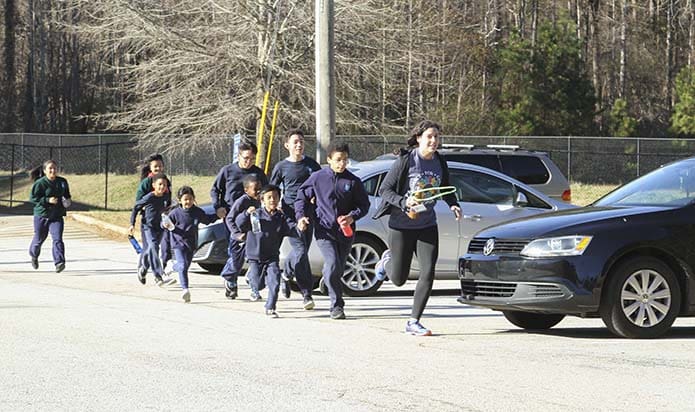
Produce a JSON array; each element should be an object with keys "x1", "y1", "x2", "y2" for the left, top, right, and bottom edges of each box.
[{"x1": 594, "y1": 158, "x2": 695, "y2": 207}]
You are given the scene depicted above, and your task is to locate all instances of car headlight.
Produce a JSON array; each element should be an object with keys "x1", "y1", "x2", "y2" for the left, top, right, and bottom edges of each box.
[{"x1": 520, "y1": 236, "x2": 593, "y2": 257}]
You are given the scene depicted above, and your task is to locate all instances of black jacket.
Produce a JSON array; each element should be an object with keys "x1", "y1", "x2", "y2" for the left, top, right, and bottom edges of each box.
[{"x1": 372, "y1": 148, "x2": 458, "y2": 220}]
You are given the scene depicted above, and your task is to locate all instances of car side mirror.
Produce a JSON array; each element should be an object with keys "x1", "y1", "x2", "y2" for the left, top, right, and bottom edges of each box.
[{"x1": 514, "y1": 192, "x2": 528, "y2": 207}]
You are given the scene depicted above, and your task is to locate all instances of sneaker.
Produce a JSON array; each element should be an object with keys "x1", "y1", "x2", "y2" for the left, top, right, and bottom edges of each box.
[
  {"x1": 249, "y1": 291, "x2": 262, "y2": 302},
  {"x1": 330, "y1": 307, "x2": 346, "y2": 320},
  {"x1": 405, "y1": 320, "x2": 432, "y2": 336},
  {"x1": 155, "y1": 276, "x2": 165, "y2": 287},
  {"x1": 265, "y1": 309, "x2": 279, "y2": 318},
  {"x1": 161, "y1": 274, "x2": 177, "y2": 286},
  {"x1": 280, "y1": 278, "x2": 291, "y2": 299},
  {"x1": 224, "y1": 282, "x2": 238, "y2": 300},
  {"x1": 31, "y1": 257, "x2": 39, "y2": 270},
  {"x1": 303, "y1": 297, "x2": 315, "y2": 310},
  {"x1": 181, "y1": 289, "x2": 191, "y2": 303},
  {"x1": 137, "y1": 266, "x2": 147, "y2": 285},
  {"x1": 374, "y1": 249, "x2": 391, "y2": 281},
  {"x1": 281, "y1": 271, "x2": 292, "y2": 282},
  {"x1": 55, "y1": 262, "x2": 65, "y2": 273}
]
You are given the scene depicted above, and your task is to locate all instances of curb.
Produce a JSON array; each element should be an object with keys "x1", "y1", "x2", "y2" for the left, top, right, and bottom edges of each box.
[{"x1": 70, "y1": 213, "x2": 130, "y2": 237}]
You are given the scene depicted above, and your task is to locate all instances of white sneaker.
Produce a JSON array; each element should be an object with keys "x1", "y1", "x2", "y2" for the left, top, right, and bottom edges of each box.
[
  {"x1": 181, "y1": 289, "x2": 191, "y2": 303},
  {"x1": 162, "y1": 274, "x2": 177, "y2": 286}
]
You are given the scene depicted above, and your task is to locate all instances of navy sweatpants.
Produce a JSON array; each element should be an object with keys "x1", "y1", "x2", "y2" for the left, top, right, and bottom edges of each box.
[
  {"x1": 247, "y1": 260, "x2": 282, "y2": 310},
  {"x1": 220, "y1": 237, "x2": 244, "y2": 286},
  {"x1": 29, "y1": 215, "x2": 65, "y2": 264},
  {"x1": 316, "y1": 238, "x2": 353, "y2": 310},
  {"x1": 140, "y1": 225, "x2": 164, "y2": 277},
  {"x1": 284, "y1": 224, "x2": 315, "y2": 298},
  {"x1": 173, "y1": 248, "x2": 194, "y2": 289}
]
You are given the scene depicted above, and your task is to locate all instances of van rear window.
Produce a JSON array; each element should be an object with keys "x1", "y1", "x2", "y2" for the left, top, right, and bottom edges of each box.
[
  {"x1": 500, "y1": 156, "x2": 549, "y2": 184},
  {"x1": 444, "y1": 154, "x2": 501, "y2": 171}
]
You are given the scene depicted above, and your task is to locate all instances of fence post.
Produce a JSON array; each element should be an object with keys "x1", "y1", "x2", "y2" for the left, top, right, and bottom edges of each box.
[
  {"x1": 104, "y1": 144, "x2": 109, "y2": 210},
  {"x1": 567, "y1": 136, "x2": 571, "y2": 182},
  {"x1": 636, "y1": 138, "x2": 641, "y2": 177},
  {"x1": 10, "y1": 144, "x2": 15, "y2": 207}
]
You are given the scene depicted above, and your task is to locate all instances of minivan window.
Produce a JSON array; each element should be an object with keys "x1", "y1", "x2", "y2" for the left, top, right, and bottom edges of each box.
[
  {"x1": 499, "y1": 155, "x2": 550, "y2": 184},
  {"x1": 450, "y1": 169, "x2": 515, "y2": 205},
  {"x1": 443, "y1": 154, "x2": 501, "y2": 172}
]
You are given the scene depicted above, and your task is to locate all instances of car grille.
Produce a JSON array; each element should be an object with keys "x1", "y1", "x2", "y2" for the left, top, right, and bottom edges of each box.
[
  {"x1": 461, "y1": 280, "x2": 516, "y2": 298},
  {"x1": 468, "y1": 237, "x2": 529, "y2": 255},
  {"x1": 194, "y1": 241, "x2": 213, "y2": 259},
  {"x1": 528, "y1": 284, "x2": 565, "y2": 298}
]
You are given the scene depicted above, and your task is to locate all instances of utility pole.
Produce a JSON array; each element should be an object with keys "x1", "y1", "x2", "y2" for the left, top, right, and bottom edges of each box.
[{"x1": 315, "y1": 0, "x2": 335, "y2": 163}]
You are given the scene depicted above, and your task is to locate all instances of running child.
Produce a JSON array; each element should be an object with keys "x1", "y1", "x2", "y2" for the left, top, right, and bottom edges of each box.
[
  {"x1": 166, "y1": 186, "x2": 218, "y2": 302},
  {"x1": 270, "y1": 128, "x2": 321, "y2": 307},
  {"x1": 129, "y1": 173, "x2": 173, "y2": 286},
  {"x1": 222, "y1": 174, "x2": 261, "y2": 300},
  {"x1": 295, "y1": 143, "x2": 370, "y2": 320},
  {"x1": 29, "y1": 160, "x2": 72, "y2": 273},
  {"x1": 135, "y1": 153, "x2": 174, "y2": 277},
  {"x1": 236, "y1": 185, "x2": 309, "y2": 317}
]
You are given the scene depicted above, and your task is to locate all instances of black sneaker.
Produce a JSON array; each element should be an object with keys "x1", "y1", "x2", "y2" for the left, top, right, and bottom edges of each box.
[
  {"x1": 302, "y1": 297, "x2": 315, "y2": 310},
  {"x1": 330, "y1": 307, "x2": 346, "y2": 320},
  {"x1": 224, "y1": 281, "x2": 238, "y2": 300},
  {"x1": 31, "y1": 257, "x2": 39, "y2": 270},
  {"x1": 137, "y1": 266, "x2": 147, "y2": 285},
  {"x1": 55, "y1": 262, "x2": 65, "y2": 273},
  {"x1": 280, "y1": 278, "x2": 291, "y2": 299}
]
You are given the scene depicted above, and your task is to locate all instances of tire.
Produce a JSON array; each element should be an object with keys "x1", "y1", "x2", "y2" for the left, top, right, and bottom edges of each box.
[
  {"x1": 600, "y1": 257, "x2": 681, "y2": 339},
  {"x1": 341, "y1": 235, "x2": 386, "y2": 297},
  {"x1": 502, "y1": 311, "x2": 565, "y2": 330},
  {"x1": 197, "y1": 263, "x2": 223, "y2": 274}
]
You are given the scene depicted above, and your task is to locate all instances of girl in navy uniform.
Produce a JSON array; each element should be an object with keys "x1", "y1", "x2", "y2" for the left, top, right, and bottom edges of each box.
[
  {"x1": 28, "y1": 160, "x2": 72, "y2": 272},
  {"x1": 236, "y1": 185, "x2": 309, "y2": 317},
  {"x1": 129, "y1": 173, "x2": 172, "y2": 286},
  {"x1": 135, "y1": 153, "x2": 173, "y2": 276},
  {"x1": 295, "y1": 143, "x2": 370, "y2": 320},
  {"x1": 166, "y1": 186, "x2": 218, "y2": 302}
]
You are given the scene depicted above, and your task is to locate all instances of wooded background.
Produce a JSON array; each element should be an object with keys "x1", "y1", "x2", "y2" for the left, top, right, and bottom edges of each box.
[{"x1": 3, "y1": 0, "x2": 695, "y2": 151}]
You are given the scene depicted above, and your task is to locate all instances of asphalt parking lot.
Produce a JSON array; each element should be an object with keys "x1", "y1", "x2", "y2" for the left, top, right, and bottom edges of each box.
[{"x1": 2, "y1": 213, "x2": 695, "y2": 411}]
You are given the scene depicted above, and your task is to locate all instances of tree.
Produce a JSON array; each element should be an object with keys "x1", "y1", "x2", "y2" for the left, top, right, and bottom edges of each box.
[
  {"x1": 495, "y1": 18, "x2": 597, "y2": 136},
  {"x1": 608, "y1": 98, "x2": 637, "y2": 136},
  {"x1": 670, "y1": 66, "x2": 695, "y2": 136}
]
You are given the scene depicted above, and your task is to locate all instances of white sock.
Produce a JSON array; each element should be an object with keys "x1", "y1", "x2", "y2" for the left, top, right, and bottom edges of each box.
[{"x1": 408, "y1": 317, "x2": 419, "y2": 324}]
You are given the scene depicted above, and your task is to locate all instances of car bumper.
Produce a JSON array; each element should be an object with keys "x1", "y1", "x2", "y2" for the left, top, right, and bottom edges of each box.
[
  {"x1": 458, "y1": 254, "x2": 599, "y2": 314},
  {"x1": 193, "y1": 223, "x2": 229, "y2": 265}
]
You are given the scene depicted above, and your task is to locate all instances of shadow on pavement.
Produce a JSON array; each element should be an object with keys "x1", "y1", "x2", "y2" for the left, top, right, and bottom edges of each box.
[{"x1": 498, "y1": 326, "x2": 695, "y2": 339}]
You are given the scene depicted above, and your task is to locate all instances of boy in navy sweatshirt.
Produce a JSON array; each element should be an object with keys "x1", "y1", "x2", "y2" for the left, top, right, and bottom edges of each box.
[
  {"x1": 270, "y1": 129, "x2": 321, "y2": 307},
  {"x1": 166, "y1": 186, "x2": 218, "y2": 302},
  {"x1": 236, "y1": 185, "x2": 309, "y2": 317},
  {"x1": 295, "y1": 143, "x2": 370, "y2": 320},
  {"x1": 222, "y1": 174, "x2": 261, "y2": 299},
  {"x1": 129, "y1": 173, "x2": 172, "y2": 286}
]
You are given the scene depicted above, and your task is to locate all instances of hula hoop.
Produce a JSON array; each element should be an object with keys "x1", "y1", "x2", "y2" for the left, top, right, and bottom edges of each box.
[{"x1": 407, "y1": 186, "x2": 457, "y2": 202}]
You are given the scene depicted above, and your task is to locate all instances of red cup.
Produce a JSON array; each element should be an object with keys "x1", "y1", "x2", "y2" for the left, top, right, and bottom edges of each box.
[{"x1": 338, "y1": 217, "x2": 353, "y2": 237}]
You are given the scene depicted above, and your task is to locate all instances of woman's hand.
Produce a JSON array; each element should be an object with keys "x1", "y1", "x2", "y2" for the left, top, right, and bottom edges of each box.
[
  {"x1": 48, "y1": 196, "x2": 59, "y2": 205},
  {"x1": 128, "y1": 225, "x2": 134, "y2": 236},
  {"x1": 405, "y1": 195, "x2": 420, "y2": 209},
  {"x1": 451, "y1": 205, "x2": 462, "y2": 220}
]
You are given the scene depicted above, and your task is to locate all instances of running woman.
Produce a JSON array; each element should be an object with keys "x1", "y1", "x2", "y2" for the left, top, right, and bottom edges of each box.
[
  {"x1": 373, "y1": 120, "x2": 461, "y2": 336},
  {"x1": 270, "y1": 128, "x2": 321, "y2": 308},
  {"x1": 28, "y1": 160, "x2": 72, "y2": 273}
]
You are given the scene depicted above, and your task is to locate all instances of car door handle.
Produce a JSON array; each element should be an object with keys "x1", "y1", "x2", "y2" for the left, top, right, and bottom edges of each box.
[{"x1": 463, "y1": 214, "x2": 482, "y2": 221}]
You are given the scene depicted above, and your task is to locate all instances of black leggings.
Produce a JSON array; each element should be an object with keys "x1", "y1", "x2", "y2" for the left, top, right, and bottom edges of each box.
[{"x1": 387, "y1": 225, "x2": 438, "y2": 320}]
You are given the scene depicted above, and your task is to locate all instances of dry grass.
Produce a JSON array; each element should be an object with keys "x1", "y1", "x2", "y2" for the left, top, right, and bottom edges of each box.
[{"x1": 570, "y1": 182, "x2": 617, "y2": 206}]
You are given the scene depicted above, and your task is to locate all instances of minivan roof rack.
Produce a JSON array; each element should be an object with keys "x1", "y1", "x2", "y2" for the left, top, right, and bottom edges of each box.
[
  {"x1": 441, "y1": 143, "x2": 475, "y2": 150},
  {"x1": 486, "y1": 144, "x2": 520, "y2": 151}
]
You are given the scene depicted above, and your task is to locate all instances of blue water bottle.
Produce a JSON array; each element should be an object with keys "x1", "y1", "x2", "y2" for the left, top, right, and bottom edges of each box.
[{"x1": 128, "y1": 235, "x2": 143, "y2": 254}]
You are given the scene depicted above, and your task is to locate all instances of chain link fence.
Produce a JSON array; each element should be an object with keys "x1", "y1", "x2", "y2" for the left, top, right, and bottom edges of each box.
[{"x1": 2, "y1": 133, "x2": 695, "y2": 210}]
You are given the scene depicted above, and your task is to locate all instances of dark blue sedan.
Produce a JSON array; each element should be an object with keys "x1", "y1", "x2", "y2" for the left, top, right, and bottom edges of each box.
[{"x1": 459, "y1": 157, "x2": 695, "y2": 338}]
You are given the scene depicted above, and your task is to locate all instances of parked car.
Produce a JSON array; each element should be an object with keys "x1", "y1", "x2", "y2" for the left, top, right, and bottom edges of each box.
[
  {"x1": 193, "y1": 159, "x2": 575, "y2": 296},
  {"x1": 376, "y1": 144, "x2": 571, "y2": 203},
  {"x1": 458, "y1": 156, "x2": 695, "y2": 338}
]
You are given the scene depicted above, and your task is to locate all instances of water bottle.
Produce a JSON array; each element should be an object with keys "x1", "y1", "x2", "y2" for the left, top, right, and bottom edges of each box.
[
  {"x1": 60, "y1": 182, "x2": 70, "y2": 208},
  {"x1": 128, "y1": 235, "x2": 143, "y2": 254},
  {"x1": 338, "y1": 218, "x2": 353, "y2": 237},
  {"x1": 161, "y1": 213, "x2": 174, "y2": 231},
  {"x1": 251, "y1": 211, "x2": 262, "y2": 234}
]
